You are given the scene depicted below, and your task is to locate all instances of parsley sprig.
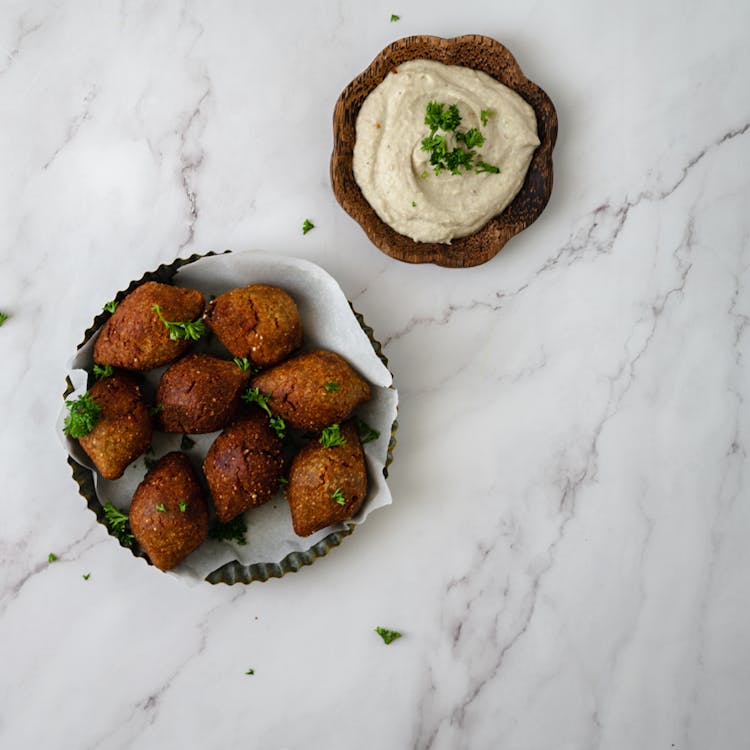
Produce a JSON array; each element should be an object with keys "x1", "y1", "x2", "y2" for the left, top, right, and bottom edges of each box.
[
  {"x1": 242, "y1": 388, "x2": 286, "y2": 439},
  {"x1": 151, "y1": 304, "x2": 206, "y2": 341},
  {"x1": 332, "y1": 488, "x2": 347, "y2": 505},
  {"x1": 420, "y1": 101, "x2": 500, "y2": 176},
  {"x1": 103, "y1": 502, "x2": 135, "y2": 547},
  {"x1": 93, "y1": 363, "x2": 114, "y2": 380},
  {"x1": 319, "y1": 423, "x2": 347, "y2": 448},
  {"x1": 209, "y1": 515, "x2": 248, "y2": 546},
  {"x1": 64, "y1": 392, "x2": 101, "y2": 438}
]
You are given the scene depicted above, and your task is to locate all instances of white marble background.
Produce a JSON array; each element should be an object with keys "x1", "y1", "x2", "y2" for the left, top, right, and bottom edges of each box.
[{"x1": 1, "y1": 0, "x2": 748, "y2": 748}]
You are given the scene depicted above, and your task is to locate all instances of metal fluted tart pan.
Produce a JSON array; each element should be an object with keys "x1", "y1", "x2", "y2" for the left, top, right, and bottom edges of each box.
[
  {"x1": 331, "y1": 34, "x2": 558, "y2": 268},
  {"x1": 64, "y1": 251, "x2": 398, "y2": 584}
]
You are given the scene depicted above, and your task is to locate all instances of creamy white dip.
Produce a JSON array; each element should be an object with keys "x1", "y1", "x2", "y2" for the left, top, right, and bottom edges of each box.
[{"x1": 353, "y1": 59, "x2": 540, "y2": 244}]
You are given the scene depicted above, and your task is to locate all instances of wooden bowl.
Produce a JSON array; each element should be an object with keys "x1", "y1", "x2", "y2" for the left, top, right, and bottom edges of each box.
[{"x1": 331, "y1": 35, "x2": 558, "y2": 268}]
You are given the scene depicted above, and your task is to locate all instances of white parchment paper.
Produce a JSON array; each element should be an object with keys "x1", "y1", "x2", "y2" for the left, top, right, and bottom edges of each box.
[{"x1": 58, "y1": 251, "x2": 398, "y2": 582}]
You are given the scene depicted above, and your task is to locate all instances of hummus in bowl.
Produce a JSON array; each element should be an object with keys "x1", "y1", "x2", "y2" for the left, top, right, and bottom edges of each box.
[{"x1": 331, "y1": 35, "x2": 558, "y2": 268}]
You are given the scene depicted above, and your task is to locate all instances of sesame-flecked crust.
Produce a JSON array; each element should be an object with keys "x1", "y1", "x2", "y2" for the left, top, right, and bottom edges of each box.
[
  {"x1": 203, "y1": 412, "x2": 284, "y2": 523},
  {"x1": 156, "y1": 353, "x2": 251, "y2": 434},
  {"x1": 93, "y1": 281, "x2": 205, "y2": 371},
  {"x1": 250, "y1": 350, "x2": 371, "y2": 431},
  {"x1": 204, "y1": 284, "x2": 302, "y2": 366},
  {"x1": 78, "y1": 373, "x2": 153, "y2": 480},
  {"x1": 129, "y1": 452, "x2": 209, "y2": 570},
  {"x1": 287, "y1": 421, "x2": 368, "y2": 537}
]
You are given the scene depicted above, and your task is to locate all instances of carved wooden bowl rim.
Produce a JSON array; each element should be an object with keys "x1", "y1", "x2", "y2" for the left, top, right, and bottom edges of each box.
[{"x1": 331, "y1": 34, "x2": 558, "y2": 269}]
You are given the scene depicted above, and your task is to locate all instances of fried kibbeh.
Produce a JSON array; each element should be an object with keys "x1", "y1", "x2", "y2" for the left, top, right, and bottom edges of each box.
[
  {"x1": 287, "y1": 421, "x2": 368, "y2": 537},
  {"x1": 203, "y1": 412, "x2": 284, "y2": 523},
  {"x1": 93, "y1": 282, "x2": 205, "y2": 371},
  {"x1": 204, "y1": 284, "x2": 302, "y2": 367},
  {"x1": 250, "y1": 350, "x2": 370, "y2": 431},
  {"x1": 156, "y1": 353, "x2": 251, "y2": 434},
  {"x1": 77, "y1": 373, "x2": 153, "y2": 480},
  {"x1": 129, "y1": 452, "x2": 209, "y2": 571}
]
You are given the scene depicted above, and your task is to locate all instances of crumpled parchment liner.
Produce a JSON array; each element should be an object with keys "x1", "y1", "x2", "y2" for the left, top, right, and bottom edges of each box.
[{"x1": 59, "y1": 251, "x2": 398, "y2": 583}]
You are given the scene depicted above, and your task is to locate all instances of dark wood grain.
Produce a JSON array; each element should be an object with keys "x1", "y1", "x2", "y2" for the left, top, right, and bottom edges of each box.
[{"x1": 331, "y1": 35, "x2": 558, "y2": 268}]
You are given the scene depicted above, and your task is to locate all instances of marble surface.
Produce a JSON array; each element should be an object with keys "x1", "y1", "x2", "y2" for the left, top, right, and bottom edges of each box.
[{"x1": 1, "y1": 0, "x2": 748, "y2": 748}]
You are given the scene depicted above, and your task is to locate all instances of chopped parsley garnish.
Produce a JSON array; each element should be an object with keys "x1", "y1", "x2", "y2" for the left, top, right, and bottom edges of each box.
[
  {"x1": 180, "y1": 434, "x2": 195, "y2": 450},
  {"x1": 48, "y1": 553, "x2": 57, "y2": 563},
  {"x1": 103, "y1": 300, "x2": 119, "y2": 313},
  {"x1": 302, "y1": 218, "x2": 315, "y2": 235},
  {"x1": 63, "y1": 392, "x2": 101, "y2": 438},
  {"x1": 375, "y1": 626, "x2": 402, "y2": 644},
  {"x1": 324, "y1": 381, "x2": 340, "y2": 392},
  {"x1": 278, "y1": 476, "x2": 289, "y2": 486},
  {"x1": 82, "y1": 573, "x2": 91, "y2": 581},
  {"x1": 233, "y1": 357, "x2": 254, "y2": 372},
  {"x1": 476, "y1": 160, "x2": 501, "y2": 174},
  {"x1": 455, "y1": 127, "x2": 485, "y2": 149},
  {"x1": 178, "y1": 501, "x2": 188, "y2": 513},
  {"x1": 242, "y1": 387, "x2": 286, "y2": 439},
  {"x1": 332, "y1": 487, "x2": 347, "y2": 505},
  {"x1": 155, "y1": 503, "x2": 166, "y2": 513},
  {"x1": 103, "y1": 503, "x2": 134, "y2": 547},
  {"x1": 390, "y1": 13, "x2": 400, "y2": 21},
  {"x1": 93, "y1": 363, "x2": 114, "y2": 380},
  {"x1": 355, "y1": 417, "x2": 380, "y2": 444},
  {"x1": 319, "y1": 423, "x2": 347, "y2": 448},
  {"x1": 0, "y1": 312, "x2": 9, "y2": 327},
  {"x1": 480, "y1": 108, "x2": 495, "y2": 126},
  {"x1": 151, "y1": 304, "x2": 206, "y2": 341},
  {"x1": 420, "y1": 101, "x2": 500, "y2": 176},
  {"x1": 149, "y1": 404, "x2": 163, "y2": 416},
  {"x1": 245, "y1": 668, "x2": 255, "y2": 675},
  {"x1": 209, "y1": 515, "x2": 248, "y2": 546}
]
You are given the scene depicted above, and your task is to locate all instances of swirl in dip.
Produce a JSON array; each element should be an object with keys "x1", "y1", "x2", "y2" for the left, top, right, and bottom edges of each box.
[{"x1": 353, "y1": 59, "x2": 540, "y2": 244}]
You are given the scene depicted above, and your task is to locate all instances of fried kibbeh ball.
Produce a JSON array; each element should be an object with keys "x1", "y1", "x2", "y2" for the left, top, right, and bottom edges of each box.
[
  {"x1": 249, "y1": 350, "x2": 371, "y2": 431},
  {"x1": 77, "y1": 373, "x2": 153, "y2": 480},
  {"x1": 287, "y1": 421, "x2": 368, "y2": 537},
  {"x1": 156, "y1": 353, "x2": 251, "y2": 434},
  {"x1": 129, "y1": 452, "x2": 209, "y2": 571},
  {"x1": 93, "y1": 281, "x2": 205, "y2": 371},
  {"x1": 203, "y1": 412, "x2": 285, "y2": 523},
  {"x1": 204, "y1": 284, "x2": 302, "y2": 367}
]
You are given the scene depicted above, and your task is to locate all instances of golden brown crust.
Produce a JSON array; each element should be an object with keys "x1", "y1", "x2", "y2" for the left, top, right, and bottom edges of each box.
[
  {"x1": 78, "y1": 373, "x2": 153, "y2": 480},
  {"x1": 203, "y1": 412, "x2": 284, "y2": 523},
  {"x1": 250, "y1": 350, "x2": 370, "y2": 431},
  {"x1": 156, "y1": 354, "x2": 251, "y2": 434},
  {"x1": 204, "y1": 284, "x2": 302, "y2": 366},
  {"x1": 287, "y1": 421, "x2": 368, "y2": 537},
  {"x1": 93, "y1": 281, "x2": 205, "y2": 371},
  {"x1": 128, "y1": 452, "x2": 209, "y2": 571}
]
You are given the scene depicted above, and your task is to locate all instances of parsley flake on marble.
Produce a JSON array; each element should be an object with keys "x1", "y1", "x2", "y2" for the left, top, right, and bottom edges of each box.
[
  {"x1": 390, "y1": 13, "x2": 400, "y2": 22},
  {"x1": 48, "y1": 553, "x2": 57, "y2": 563},
  {"x1": 302, "y1": 218, "x2": 315, "y2": 235},
  {"x1": 0, "y1": 312, "x2": 9, "y2": 327},
  {"x1": 375, "y1": 626, "x2": 402, "y2": 644}
]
